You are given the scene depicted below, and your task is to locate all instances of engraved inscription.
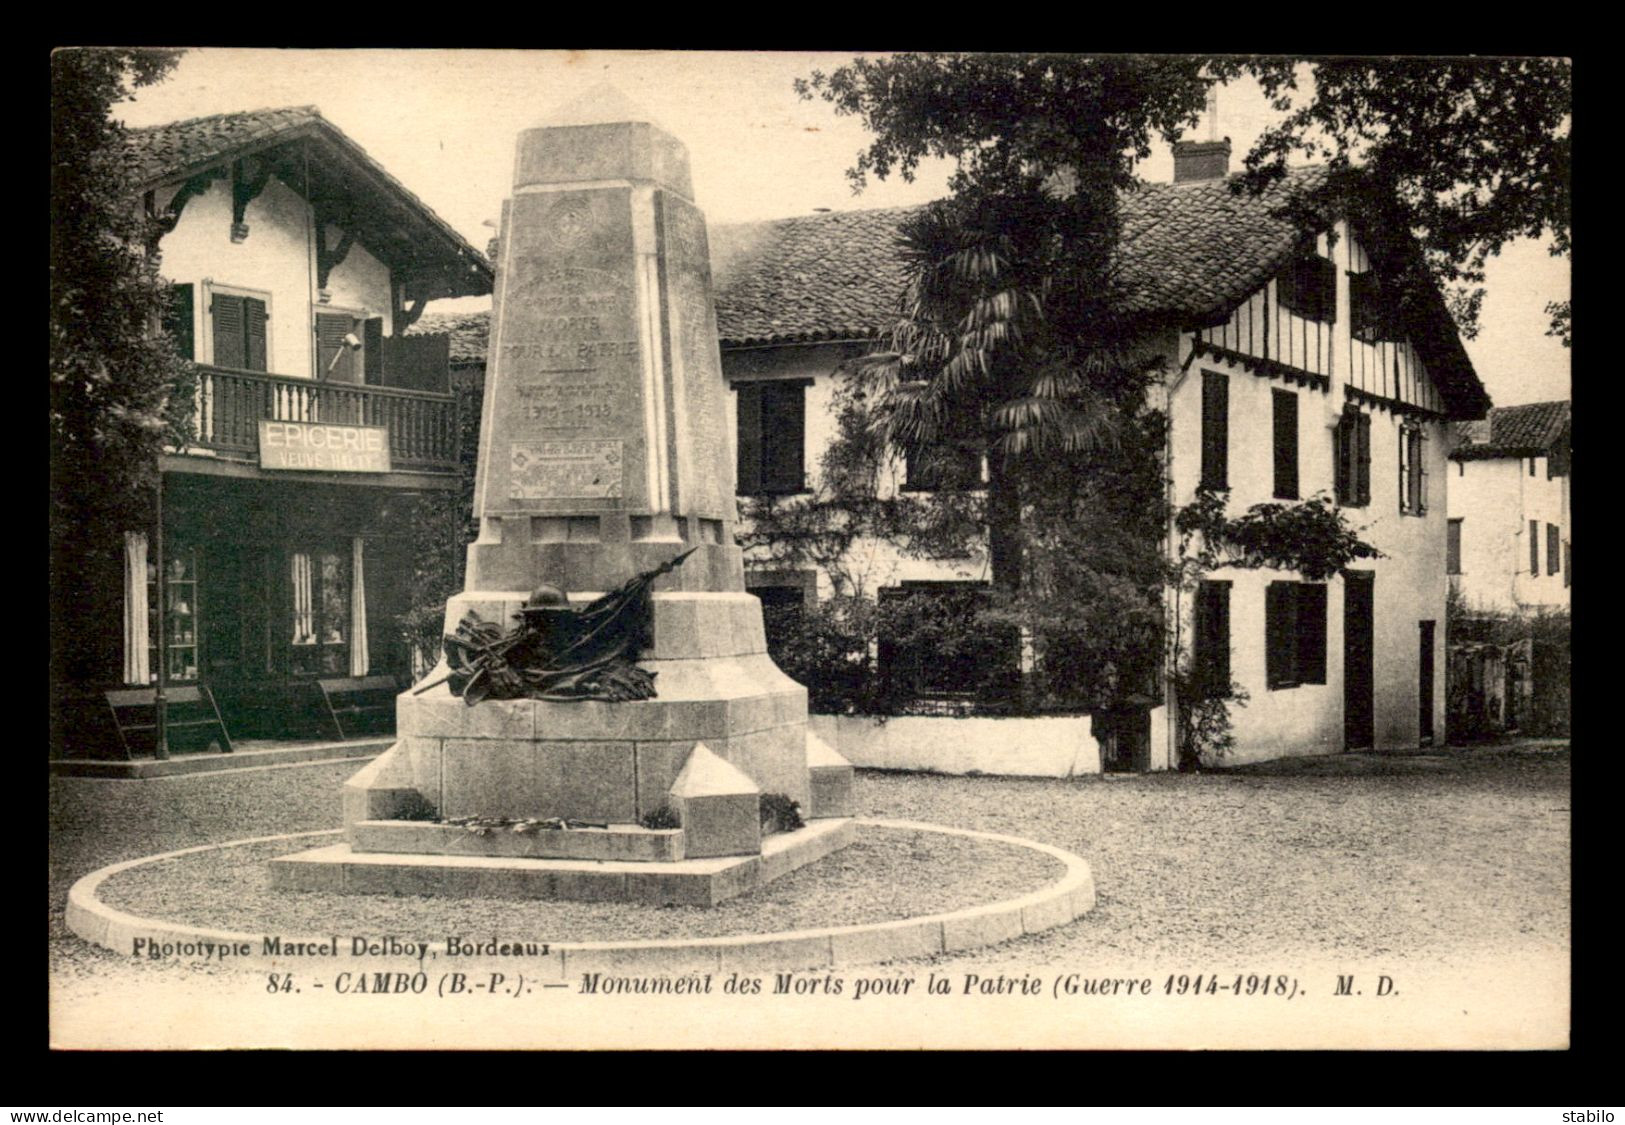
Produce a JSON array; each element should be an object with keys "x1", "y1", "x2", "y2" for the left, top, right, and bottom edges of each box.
[{"x1": 510, "y1": 440, "x2": 624, "y2": 500}]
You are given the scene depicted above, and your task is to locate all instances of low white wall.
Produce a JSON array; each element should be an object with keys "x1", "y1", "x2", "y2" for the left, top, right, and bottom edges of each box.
[{"x1": 809, "y1": 713, "x2": 1102, "y2": 778}]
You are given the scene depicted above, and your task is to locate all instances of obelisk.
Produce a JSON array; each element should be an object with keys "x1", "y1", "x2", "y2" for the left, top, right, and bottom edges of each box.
[{"x1": 272, "y1": 88, "x2": 854, "y2": 906}]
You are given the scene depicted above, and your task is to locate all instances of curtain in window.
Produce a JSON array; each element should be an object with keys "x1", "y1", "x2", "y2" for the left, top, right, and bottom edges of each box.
[
  {"x1": 350, "y1": 537, "x2": 369, "y2": 676},
  {"x1": 291, "y1": 551, "x2": 314, "y2": 645},
  {"x1": 123, "y1": 532, "x2": 150, "y2": 685}
]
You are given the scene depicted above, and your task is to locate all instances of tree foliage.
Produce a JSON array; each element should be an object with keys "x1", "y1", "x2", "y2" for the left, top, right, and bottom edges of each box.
[{"x1": 51, "y1": 48, "x2": 194, "y2": 682}]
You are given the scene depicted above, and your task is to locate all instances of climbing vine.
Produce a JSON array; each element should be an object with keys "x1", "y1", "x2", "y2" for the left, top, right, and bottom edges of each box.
[{"x1": 1169, "y1": 486, "x2": 1382, "y2": 770}]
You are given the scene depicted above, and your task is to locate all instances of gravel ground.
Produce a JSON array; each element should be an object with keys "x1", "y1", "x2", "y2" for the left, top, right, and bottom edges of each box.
[
  {"x1": 50, "y1": 743, "x2": 1569, "y2": 990},
  {"x1": 93, "y1": 828, "x2": 1063, "y2": 941}
]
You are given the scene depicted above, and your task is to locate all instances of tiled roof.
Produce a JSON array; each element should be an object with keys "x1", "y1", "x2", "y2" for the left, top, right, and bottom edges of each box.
[
  {"x1": 125, "y1": 106, "x2": 326, "y2": 186},
  {"x1": 411, "y1": 312, "x2": 494, "y2": 366},
  {"x1": 1452, "y1": 400, "x2": 1570, "y2": 460},
  {"x1": 709, "y1": 168, "x2": 1329, "y2": 345},
  {"x1": 402, "y1": 163, "x2": 1487, "y2": 417},
  {"x1": 125, "y1": 107, "x2": 492, "y2": 296},
  {"x1": 709, "y1": 207, "x2": 917, "y2": 346}
]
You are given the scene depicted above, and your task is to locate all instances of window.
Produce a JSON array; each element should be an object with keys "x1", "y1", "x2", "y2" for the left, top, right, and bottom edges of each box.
[
  {"x1": 1547, "y1": 523, "x2": 1560, "y2": 576},
  {"x1": 1334, "y1": 408, "x2": 1371, "y2": 507},
  {"x1": 1399, "y1": 421, "x2": 1428, "y2": 516},
  {"x1": 1192, "y1": 580, "x2": 1231, "y2": 698},
  {"x1": 148, "y1": 547, "x2": 200, "y2": 683},
  {"x1": 209, "y1": 287, "x2": 268, "y2": 371},
  {"x1": 1349, "y1": 271, "x2": 1399, "y2": 343},
  {"x1": 1201, "y1": 370, "x2": 1228, "y2": 490},
  {"x1": 735, "y1": 380, "x2": 808, "y2": 495},
  {"x1": 904, "y1": 442, "x2": 982, "y2": 492},
  {"x1": 1447, "y1": 519, "x2": 1463, "y2": 575},
  {"x1": 1275, "y1": 253, "x2": 1336, "y2": 322},
  {"x1": 289, "y1": 547, "x2": 349, "y2": 677},
  {"x1": 1565, "y1": 541, "x2": 1572, "y2": 588},
  {"x1": 1529, "y1": 520, "x2": 1540, "y2": 576},
  {"x1": 163, "y1": 283, "x2": 195, "y2": 360},
  {"x1": 1272, "y1": 389, "x2": 1299, "y2": 499},
  {"x1": 1529, "y1": 457, "x2": 1537, "y2": 477},
  {"x1": 316, "y1": 310, "x2": 376, "y2": 385},
  {"x1": 877, "y1": 583, "x2": 1019, "y2": 698},
  {"x1": 752, "y1": 584, "x2": 808, "y2": 662},
  {"x1": 1266, "y1": 581, "x2": 1327, "y2": 690}
]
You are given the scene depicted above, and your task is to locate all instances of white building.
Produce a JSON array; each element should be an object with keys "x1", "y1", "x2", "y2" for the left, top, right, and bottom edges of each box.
[
  {"x1": 1447, "y1": 401, "x2": 1571, "y2": 615},
  {"x1": 421, "y1": 139, "x2": 1492, "y2": 768},
  {"x1": 70, "y1": 107, "x2": 492, "y2": 751}
]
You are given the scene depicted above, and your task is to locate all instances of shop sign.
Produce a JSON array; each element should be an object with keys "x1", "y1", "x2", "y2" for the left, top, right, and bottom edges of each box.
[{"x1": 259, "y1": 421, "x2": 392, "y2": 472}]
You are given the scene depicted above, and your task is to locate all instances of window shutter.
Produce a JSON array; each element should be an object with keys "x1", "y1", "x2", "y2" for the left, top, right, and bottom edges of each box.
[
  {"x1": 1418, "y1": 427, "x2": 1429, "y2": 514},
  {"x1": 244, "y1": 297, "x2": 267, "y2": 372},
  {"x1": 1356, "y1": 412, "x2": 1372, "y2": 507},
  {"x1": 1276, "y1": 259, "x2": 1301, "y2": 316},
  {"x1": 1311, "y1": 256, "x2": 1336, "y2": 322},
  {"x1": 164, "y1": 283, "x2": 194, "y2": 360},
  {"x1": 1565, "y1": 541, "x2": 1571, "y2": 588},
  {"x1": 1530, "y1": 520, "x2": 1540, "y2": 576},
  {"x1": 1273, "y1": 389, "x2": 1299, "y2": 499},
  {"x1": 1265, "y1": 581, "x2": 1298, "y2": 689},
  {"x1": 761, "y1": 381, "x2": 805, "y2": 493},
  {"x1": 1296, "y1": 583, "x2": 1328, "y2": 684},
  {"x1": 316, "y1": 313, "x2": 356, "y2": 383},
  {"x1": 1194, "y1": 580, "x2": 1230, "y2": 697},
  {"x1": 211, "y1": 292, "x2": 245, "y2": 368},
  {"x1": 1547, "y1": 523, "x2": 1560, "y2": 576},
  {"x1": 1398, "y1": 424, "x2": 1411, "y2": 511},
  {"x1": 735, "y1": 382, "x2": 762, "y2": 495},
  {"x1": 1334, "y1": 415, "x2": 1350, "y2": 503},
  {"x1": 363, "y1": 317, "x2": 384, "y2": 385},
  {"x1": 1201, "y1": 371, "x2": 1229, "y2": 489},
  {"x1": 1447, "y1": 519, "x2": 1462, "y2": 575}
]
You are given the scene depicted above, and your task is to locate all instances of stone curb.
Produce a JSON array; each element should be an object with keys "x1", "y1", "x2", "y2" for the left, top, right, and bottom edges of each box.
[{"x1": 65, "y1": 819, "x2": 1094, "y2": 974}]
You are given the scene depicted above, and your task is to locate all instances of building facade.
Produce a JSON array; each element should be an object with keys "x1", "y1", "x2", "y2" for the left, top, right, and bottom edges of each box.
[
  {"x1": 1447, "y1": 401, "x2": 1571, "y2": 614},
  {"x1": 59, "y1": 108, "x2": 492, "y2": 753},
  {"x1": 411, "y1": 140, "x2": 1490, "y2": 768}
]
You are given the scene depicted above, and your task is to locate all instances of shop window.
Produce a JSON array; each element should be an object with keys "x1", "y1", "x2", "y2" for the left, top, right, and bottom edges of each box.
[
  {"x1": 147, "y1": 547, "x2": 200, "y2": 683},
  {"x1": 1272, "y1": 389, "x2": 1299, "y2": 499},
  {"x1": 1192, "y1": 580, "x2": 1231, "y2": 698},
  {"x1": 289, "y1": 547, "x2": 350, "y2": 677},
  {"x1": 735, "y1": 380, "x2": 808, "y2": 496},
  {"x1": 1334, "y1": 408, "x2": 1371, "y2": 507},
  {"x1": 209, "y1": 287, "x2": 268, "y2": 372},
  {"x1": 1399, "y1": 420, "x2": 1428, "y2": 516},
  {"x1": 1275, "y1": 253, "x2": 1336, "y2": 322},
  {"x1": 1201, "y1": 370, "x2": 1228, "y2": 490},
  {"x1": 1266, "y1": 580, "x2": 1327, "y2": 690}
]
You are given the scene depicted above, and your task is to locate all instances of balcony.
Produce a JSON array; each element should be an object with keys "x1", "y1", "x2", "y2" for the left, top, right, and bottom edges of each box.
[{"x1": 184, "y1": 364, "x2": 460, "y2": 477}]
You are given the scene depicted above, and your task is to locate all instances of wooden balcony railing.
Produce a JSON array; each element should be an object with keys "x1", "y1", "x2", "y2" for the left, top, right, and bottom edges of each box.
[{"x1": 189, "y1": 365, "x2": 459, "y2": 474}]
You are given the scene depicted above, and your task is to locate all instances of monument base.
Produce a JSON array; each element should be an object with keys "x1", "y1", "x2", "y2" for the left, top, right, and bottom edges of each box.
[{"x1": 269, "y1": 818, "x2": 856, "y2": 907}]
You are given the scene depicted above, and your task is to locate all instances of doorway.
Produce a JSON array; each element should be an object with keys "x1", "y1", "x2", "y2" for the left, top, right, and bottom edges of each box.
[
  {"x1": 1343, "y1": 571, "x2": 1374, "y2": 750},
  {"x1": 1419, "y1": 619, "x2": 1436, "y2": 746}
]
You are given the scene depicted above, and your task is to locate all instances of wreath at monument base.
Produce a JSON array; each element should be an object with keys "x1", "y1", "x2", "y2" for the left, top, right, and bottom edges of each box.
[{"x1": 435, "y1": 548, "x2": 696, "y2": 706}]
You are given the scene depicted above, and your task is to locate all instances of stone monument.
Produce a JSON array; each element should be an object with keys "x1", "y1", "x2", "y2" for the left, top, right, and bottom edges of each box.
[{"x1": 271, "y1": 88, "x2": 855, "y2": 906}]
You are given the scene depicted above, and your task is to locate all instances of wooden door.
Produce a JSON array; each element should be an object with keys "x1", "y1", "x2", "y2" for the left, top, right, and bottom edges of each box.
[
  {"x1": 1343, "y1": 571, "x2": 1374, "y2": 750},
  {"x1": 1419, "y1": 620, "x2": 1436, "y2": 746}
]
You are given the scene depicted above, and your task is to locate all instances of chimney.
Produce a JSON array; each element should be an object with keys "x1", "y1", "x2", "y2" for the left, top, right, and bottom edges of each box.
[{"x1": 1172, "y1": 138, "x2": 1232, "y2": 184}]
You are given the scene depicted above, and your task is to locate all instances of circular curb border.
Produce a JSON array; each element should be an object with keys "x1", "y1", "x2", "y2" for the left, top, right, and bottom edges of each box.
[{"x1": 65, "y1": 819, "x2": 1094, "y2": 975}]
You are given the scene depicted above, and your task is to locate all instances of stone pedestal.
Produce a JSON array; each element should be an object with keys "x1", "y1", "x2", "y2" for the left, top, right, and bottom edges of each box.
[{"x1": 271, "y1": 87, "x2": 852, "y2": 906}]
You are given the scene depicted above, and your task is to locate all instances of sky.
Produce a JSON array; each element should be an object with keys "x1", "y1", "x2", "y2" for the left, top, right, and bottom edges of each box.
[{"x1": 112, "y1": 49, "x2": 1570, "y2": 409}]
